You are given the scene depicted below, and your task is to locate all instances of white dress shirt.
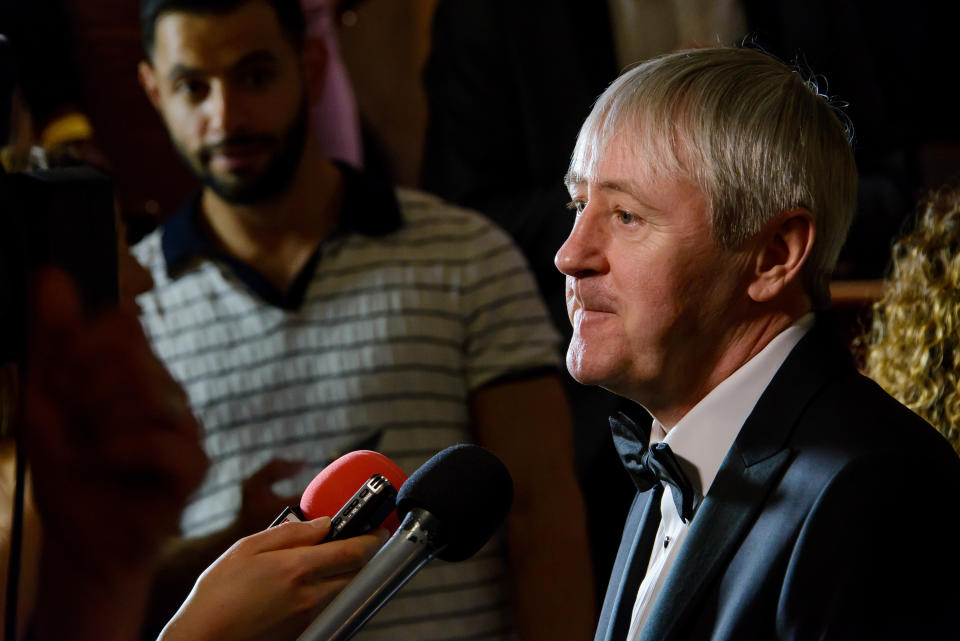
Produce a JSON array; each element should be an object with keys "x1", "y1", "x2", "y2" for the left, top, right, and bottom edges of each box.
[{"x1": 626, "y1": 314, "x2": 814, "y2": 639}]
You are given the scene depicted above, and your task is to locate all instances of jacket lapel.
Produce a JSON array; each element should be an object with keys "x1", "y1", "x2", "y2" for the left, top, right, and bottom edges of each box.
[
  {"x1": 637, "y1": 321, "x2": 851, "y2": 641},
  {"x1": 638, "y1": 447, "x2": 792, "y2": 641},
  {"x1": 595, "y1": 486, "x2": 663, "y2": 641}
]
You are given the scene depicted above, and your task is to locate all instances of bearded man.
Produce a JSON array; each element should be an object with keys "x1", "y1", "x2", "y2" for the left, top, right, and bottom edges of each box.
[{"x1": 133, "y1": 1, "x2": 594, "y2": 639}]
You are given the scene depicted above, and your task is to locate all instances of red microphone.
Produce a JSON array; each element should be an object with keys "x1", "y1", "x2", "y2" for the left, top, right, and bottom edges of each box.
[{"x1": 271, "y1": 451, "x2": 408, "y2": 539}]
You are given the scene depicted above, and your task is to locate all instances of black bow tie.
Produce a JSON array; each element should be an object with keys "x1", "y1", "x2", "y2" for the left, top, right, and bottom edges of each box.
[{"x1": 610, "y1": 412, "x2": 702, "y2": 523}]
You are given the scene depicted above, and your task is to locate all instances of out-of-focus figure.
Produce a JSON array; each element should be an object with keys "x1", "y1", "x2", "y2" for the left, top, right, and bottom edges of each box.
[
  {"x1": 301, "y1": 0, "x2": 363, "y2": 169},
  {"x1": 865, "y1": 186, "x2": 960, "y2": 454}
]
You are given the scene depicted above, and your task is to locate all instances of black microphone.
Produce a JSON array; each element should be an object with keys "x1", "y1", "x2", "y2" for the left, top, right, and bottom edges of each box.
[{"x1": 295, "y1": 444, "x2": 514, "y2": 641}]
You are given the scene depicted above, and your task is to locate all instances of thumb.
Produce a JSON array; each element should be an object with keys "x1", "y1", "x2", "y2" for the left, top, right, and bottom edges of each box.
[
  {"x1": 31, "y1": 268, "x2": 83, "y2": 329},
  {"x1": 242, "y1": 517, "x2": 332, "y2": 554},
  {"x1": 28, "y1": 268, "x2": 84, "y2": 358}
]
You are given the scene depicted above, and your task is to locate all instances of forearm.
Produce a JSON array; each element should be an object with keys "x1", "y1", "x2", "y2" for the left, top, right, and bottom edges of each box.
[
  {"x1": 505, "y1": 470, "x2": 596, "y2": 641},
  {"x1": 470, "y1": 376, "x2": 597, "y2": 640}
]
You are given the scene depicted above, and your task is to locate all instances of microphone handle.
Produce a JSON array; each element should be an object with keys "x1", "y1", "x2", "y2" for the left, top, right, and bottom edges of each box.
[{"x1": 296, "y1": 509, "x2": 442, "y2": 641}]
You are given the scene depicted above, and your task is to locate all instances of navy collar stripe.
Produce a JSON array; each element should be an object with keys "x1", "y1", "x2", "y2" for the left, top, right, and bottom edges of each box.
[{"x1": 160, "y1": 162, "x2": 403, "y2": 310}]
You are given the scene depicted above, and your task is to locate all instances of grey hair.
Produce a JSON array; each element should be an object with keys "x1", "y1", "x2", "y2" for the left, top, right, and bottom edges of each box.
[{"x1": 569, "y1": 46, "x2": 857, "y2": 308}]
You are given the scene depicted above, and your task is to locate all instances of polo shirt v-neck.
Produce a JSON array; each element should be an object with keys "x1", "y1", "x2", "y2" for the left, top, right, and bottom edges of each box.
[{"x1": 159, "y1": 162, "x2": 403, "y2": 310}]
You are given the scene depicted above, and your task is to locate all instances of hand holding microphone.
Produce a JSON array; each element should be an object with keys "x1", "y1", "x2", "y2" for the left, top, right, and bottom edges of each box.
[
  {"x1": 161, "y1": 445, "x2": 513, "y2": 641},
  {"x1": 158, "y1": 450, "x2": 407, "y2": 641},
  {"x1": 157, "y1": 517, "x2": 387, "y2": 641},
  {"x1": 297, "y1": 444, "x2": 515, "y2": 641}
]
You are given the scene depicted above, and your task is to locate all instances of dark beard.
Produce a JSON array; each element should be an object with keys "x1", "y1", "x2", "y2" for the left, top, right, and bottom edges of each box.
[{"x1": 176, "y1": 100, "x2": 309, "y2": 205}]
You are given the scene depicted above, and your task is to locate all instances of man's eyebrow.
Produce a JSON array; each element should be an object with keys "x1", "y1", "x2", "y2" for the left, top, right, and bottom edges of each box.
[
  {"x1": 565, "y1": 172, "x2": 644, "y2": 197},
  {"x1": 563, "y1": 171, "x2": 585, "y2": 188},
  {"x1": 565, "y1": 173, "x2": 658, "y2": 210},
  {"x1": 166, "y1": 51, "x2": 277, "y2": 82},
  {"x1": 598, "y1": 179, "x2": 646, "y2": 202},
  {"x1": 230, "y1": 50, "x2": 278, "y2": 71},
  {"x1": 168, "y1": 62, "x2": 203, "y2": 82}
]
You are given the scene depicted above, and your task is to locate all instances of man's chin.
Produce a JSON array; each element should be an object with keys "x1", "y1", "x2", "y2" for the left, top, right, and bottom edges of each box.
[
  {"x1": 565, "y1": 350, "x2": 612, "y2": 388},
  {"x1": 205, "y1": 174, "x2": 285, "y2": 205}
]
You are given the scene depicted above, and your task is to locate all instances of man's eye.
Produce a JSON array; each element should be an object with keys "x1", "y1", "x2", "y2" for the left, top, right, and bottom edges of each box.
[
  {"x1": 243, "y1": 68, "x2": 273, "y2": 89},
  {"x1": 176, "y1": 79, "x2": 209, "y2": 100},
  {"x1": 616, "y1": 210, "x2": 640, "y2": 225},
  {"x1": 566, "y1": 199, "x2": 586, "y2": 215}
]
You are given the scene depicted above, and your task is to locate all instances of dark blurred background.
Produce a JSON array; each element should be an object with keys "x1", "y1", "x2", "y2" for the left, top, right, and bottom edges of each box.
[{"x1": 4, "y1": 0, "x2": 960, "y2": 604}]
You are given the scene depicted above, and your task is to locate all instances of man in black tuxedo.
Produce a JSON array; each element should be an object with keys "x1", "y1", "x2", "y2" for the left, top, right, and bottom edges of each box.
[
  {"x1": 421, "y1": 1, "x2": 957, "y2": 596},
  {"x1": 555, "y1": 46, "x2": 960, "y2": 641}
]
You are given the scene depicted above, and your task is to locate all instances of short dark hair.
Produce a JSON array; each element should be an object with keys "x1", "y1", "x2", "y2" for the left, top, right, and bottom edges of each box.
[{"x1": 140, "y1": 0, "x2": 306, "y2": 59}]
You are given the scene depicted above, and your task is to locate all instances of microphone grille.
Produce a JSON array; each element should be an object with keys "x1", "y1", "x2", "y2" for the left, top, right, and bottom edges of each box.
[{"x1": 396, "y1": 444, "x2": 513, "y2": 562}]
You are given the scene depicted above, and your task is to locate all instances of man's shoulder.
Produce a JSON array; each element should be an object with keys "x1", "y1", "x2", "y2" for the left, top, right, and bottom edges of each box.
[
  {"x1": 383, "y1": 187, "x2": 529, "y2": 262},
  {"x1": 780, "y1": 363, "x2": 960, "y2": 501},
  {"x1": 130, "y1": 222, "x2": 227, "y2": 315},
  {"x1": 131, "y1": 227, "x2": 166, "y2": 281},
  {"x1": 808, "y1": 363, "x2": 947, "y2": 449},
  {"x1": 131, "y1": 224, "x2": 196, "y2": 289},
  {"x1": 747, "y1": 325, "x2": 959, "y2": 484},
  {"x1": 394, "y1": 187, "x2": 507, "y2": 233}
]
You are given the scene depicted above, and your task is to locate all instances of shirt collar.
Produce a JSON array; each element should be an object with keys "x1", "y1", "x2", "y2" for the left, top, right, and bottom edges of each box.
[
  {"x1": 652, "y1": 313, "x2": 815, "y2": 498},
  {"x1": 159, "y1": 162, "x2": 402, "y2": 308}
]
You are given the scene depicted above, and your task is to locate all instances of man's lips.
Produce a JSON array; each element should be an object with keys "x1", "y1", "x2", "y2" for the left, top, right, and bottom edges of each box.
[
  {"x1": 568, "y1": 290, "x2": 616, "y2": 314},
  {"x1": 574, "y1": 308, "x2": 615, "y2": 324},
  {"x1": 567, "y1": 280, "x2": 616, "y2": 325},
  {"x1": 576, "y1": 303, "x2": 615, "y2": 313},
  {"x1": 211, "y1": 146, "x2": 267, "y2": 168},
  {"x1": 204, "y1": 139, "x2": 273, "y2": 170},
  {"x1": 569, "y1": 297, "x2": 616, "y2": 330}
]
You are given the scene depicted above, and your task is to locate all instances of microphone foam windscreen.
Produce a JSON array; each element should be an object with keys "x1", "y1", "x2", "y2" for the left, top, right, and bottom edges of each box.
[
  {"x1": 300, "y1": 450, "x2": 408, "y2": 534},
  {"x1": 396, "y1": 444, "x2": 514, "y2": 562}
]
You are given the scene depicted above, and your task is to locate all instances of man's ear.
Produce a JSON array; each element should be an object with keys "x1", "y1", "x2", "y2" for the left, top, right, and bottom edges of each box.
[
  {"x1": 747, "y1": 208, "x2": 815, "y2": 303},
  {"x1": 138, "y1": 60, "x2": 162, "y2": 111}
]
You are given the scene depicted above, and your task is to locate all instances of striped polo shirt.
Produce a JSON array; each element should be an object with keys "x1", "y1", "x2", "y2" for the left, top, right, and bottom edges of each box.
[{"x1": 133, "y1": 165, "x2": 560, "y2": 640}]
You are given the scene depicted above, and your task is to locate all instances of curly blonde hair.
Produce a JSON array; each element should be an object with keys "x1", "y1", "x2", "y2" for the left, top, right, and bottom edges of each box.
[{"x1": 865, "y1": 187, "x2": 960, "y2": 453}]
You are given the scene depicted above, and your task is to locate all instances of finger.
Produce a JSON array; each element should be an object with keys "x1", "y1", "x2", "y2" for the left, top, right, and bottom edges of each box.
[
  {"x1": 31, "y1": 296, "x2": 140, "y2": 394},
  {"x1": 22, "y1": 378, "x2": 72, "y2": 464},
  {"x1": 29, "y1": 268, "x2": 83, "y2": 335},
  {"x1": 305, "y1": 574, "x2": 354, "y2": 607},
  {"x1": 26, "y1": 269, "x2": 84, "y2": 378},
  {"x1": 288, "y1": 530, "x2": 388, "y2": 579},
  {"x1": 238, "y1": 517, "x2": 332, "y2": 554},
  {"x1": 78, "y1": 366, "x2": 198, "y2": 444},
  {"x1": 40, "y1": 307, "x2": 197, "y2": 444},
  {"x1": 97, "y1": 428, "x2": 210, "y2": 500}
]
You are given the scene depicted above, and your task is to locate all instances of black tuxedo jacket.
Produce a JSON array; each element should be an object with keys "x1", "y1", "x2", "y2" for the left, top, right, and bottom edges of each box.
[{"x1": 597, "y1": 323, "x2": 960, "y2": 641}]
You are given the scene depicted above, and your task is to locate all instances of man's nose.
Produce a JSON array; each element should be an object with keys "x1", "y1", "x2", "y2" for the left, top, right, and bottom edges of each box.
[
  {"x1": 205, "y1": 81, "x2": 246, "y2": 135},
  {"x1": 555, "y1": 209, "x2": 608, "y2": 277}
]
